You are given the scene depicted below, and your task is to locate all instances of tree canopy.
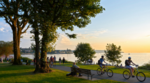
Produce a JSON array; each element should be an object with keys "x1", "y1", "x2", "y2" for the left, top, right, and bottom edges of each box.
[
  {"x1": 0, "y1": 41, "x2": 13, "y2": 58},
  {"x1": 0, "y1": 0, "x2": 104, "y2": 72},
  {"x1": 104, "y1": 43, "x2": 122, "y2": 65},
  {"x1": 0, "y1": 0, "x2": 30, "y2": 65},
  {"x1": 74, "y1": 43, "x2": 96, "y2": 62},
  {"x1": 27, "y1": 0, "x2": 104, "y2": 73}
]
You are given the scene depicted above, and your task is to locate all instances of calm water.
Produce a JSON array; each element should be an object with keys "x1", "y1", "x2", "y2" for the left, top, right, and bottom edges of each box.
[{"x1": 11, "y1": 53, "x2": 150, "y2": 66}]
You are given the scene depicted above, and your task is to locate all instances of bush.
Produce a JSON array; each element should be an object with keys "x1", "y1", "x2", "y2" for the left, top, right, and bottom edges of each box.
[
  {"x1": 21, "y1": 57, "x2": 32, "y2": 65},
  {"x1": 21, "y1": 57, "x2": 32, "y2": 62},
  {"x1": 139, "y1": 63, "x2": 150, "y2": 70},
  {"x1": 65, "y1": 60, "x2": 73, "y2": 63},
  {"x1": 9, "y1": 59, "x2": 14, "y2": 63},
  {"x1": 75, "y1": 60, "x2": 82, "y2": 64}
]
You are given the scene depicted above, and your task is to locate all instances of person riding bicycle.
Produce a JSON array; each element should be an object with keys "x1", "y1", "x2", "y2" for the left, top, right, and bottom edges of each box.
[
  {"x1": 98, "y1": 55, "x2": 107, "y2": 74},
  {"x1": 125, "y1": 57, "x2": 137, "y2": 77}
]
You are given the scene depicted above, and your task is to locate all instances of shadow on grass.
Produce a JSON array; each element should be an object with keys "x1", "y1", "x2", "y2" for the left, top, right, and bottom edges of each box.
[
  {"x1": 0, "y1": 71, "x2": 34, "y2": 78},
  {"x1": 0, "y1": 64, "x2": 34, "y2": 72},
  {"x1": 29, "y1": 76, "x2": 88, "y2": 83}
]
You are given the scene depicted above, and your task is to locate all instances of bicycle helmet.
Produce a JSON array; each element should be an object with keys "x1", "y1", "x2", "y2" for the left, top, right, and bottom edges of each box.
[{"x1": 128, "y1": 57, "x2": 131, "y2": 59}]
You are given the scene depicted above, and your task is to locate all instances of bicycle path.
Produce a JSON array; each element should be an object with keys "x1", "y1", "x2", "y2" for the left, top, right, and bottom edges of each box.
[{"x1": 52, "y1": 65, "x2": 150, "y2": 83}]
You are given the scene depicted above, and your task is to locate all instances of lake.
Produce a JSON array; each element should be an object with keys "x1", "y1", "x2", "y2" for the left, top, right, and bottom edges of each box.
[{"x1": 11, "y1": 53, "x2": 150, "y2": 66}]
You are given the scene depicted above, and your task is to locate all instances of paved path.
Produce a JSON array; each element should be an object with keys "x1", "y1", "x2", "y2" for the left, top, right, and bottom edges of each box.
[{"x1": 52, "y1": 65, "x2": 150, "y2": 83}]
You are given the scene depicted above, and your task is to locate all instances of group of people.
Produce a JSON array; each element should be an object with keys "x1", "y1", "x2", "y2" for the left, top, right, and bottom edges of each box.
[
  {"x1": 47, "y1": 56, "x2": 56, "y2": 67},
  {"x1": 87, "y1": 59, "x2": 93, "y2": 64},
  {"x1": 0, "y1": 58, "x2": 10, "y2": 63},
  {"x1": 47, "y1": 56, "x2": 66, "y2": 67},
  {"x1": 59, "y1": 57, "x2": 65, "y2": 65},
  {"x1": 0, "y1": 58, "x2": 3, "y2": 63},
  {"x1": 98, "y1": 55, "x2": 137, "y2": 77},
  {"x1": 33, "y1": 56, "x2": 66, "y2": 67}
]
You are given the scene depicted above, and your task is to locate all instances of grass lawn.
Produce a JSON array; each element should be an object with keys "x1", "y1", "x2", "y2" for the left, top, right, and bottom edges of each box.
[
  {"x1": 57, "y1": 63, "x2": 150, "y2": 78},
  {"x1": 0, "y1": 63, "x2": 124, "y2": 83}
]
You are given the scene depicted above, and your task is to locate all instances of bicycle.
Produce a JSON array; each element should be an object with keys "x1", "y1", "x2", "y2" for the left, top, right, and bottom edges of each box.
[
  {"x1": 97, "y1": 64, "x2": 113, "y2": 77},
  {"x1": 123, "y1": 65, "x2": 146, "y2": 82}
]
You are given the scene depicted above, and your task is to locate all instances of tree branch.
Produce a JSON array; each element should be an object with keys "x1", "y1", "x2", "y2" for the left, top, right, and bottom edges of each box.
[
  {"x1": 21, "y1": 20, "x2": 29, "y2": 30},
  {"x1": 21, "y1": 25, "x2": 30, "y2": 34},
  {"x1": 4, "y1": 16, "x2": 12, "y2": 29}
]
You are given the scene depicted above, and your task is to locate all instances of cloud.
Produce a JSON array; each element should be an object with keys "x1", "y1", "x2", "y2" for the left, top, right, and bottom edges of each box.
[
  {"x1": 0, "y1": 22, "x2": 11, "y2": 32},
  {"x1": 60, "y1": 34, "x2": 72, "y2": 45},
  {"x1": 21, "y1": 32, "x2": 33, "y2": 39},
  {"x1": 0, "y1": 27, "x2": 5, "y2": 32},
  {"x1": 77, "y1": 34, "x2": 86, "y2": 39},
  {"x1": 146, "y1": 35, "x2": 150, "y2": 37},
  {"x1": 0, "y1": 22, "x2": 10, "y2": 28},
  {"x1": 77, "y1": 30, "x2": 108, "y2": 39},
  {"x1": 93, "y1": 30, "x2": 107, "y2": 36}
]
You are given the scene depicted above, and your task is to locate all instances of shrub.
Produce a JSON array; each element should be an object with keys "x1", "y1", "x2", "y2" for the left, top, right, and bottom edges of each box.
[
  {"x1": 75, "y1": 60, "x2": 82, "y2": 64},
  {"x1": 9, "y1": 59, "x2": 14, "y2": 63},
  {"x1": 139, "y1": 63, "x2": 150, "y2": 70},
  {"x1": 21, "y1": 57, "x2": 32, "y2": 62},
  {"x1": 65, "y1": 60, "x2": 73, "y2": 63}
]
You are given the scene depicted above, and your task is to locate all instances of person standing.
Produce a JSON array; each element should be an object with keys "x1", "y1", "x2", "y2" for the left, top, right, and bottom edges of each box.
[
  {"x1": 1, "y1": 58, "x2": 3, "y2": 63},
  {"x1": 50, "y1": 56, "x2": 54, "y2": 67},
  {"x1": 91, "y1": 59, "x2": 93, "y2": 64},
  {"x1": 63, "y1": 57, "x2": 65, "y2": 65},
  {"x1": 88, "y1": 59, "x2": 91, "y2": 64},
  {"x1": 47, "y1": 57, "x2": 49, "y2": 63},
  {"x1": 54, "y1": 56, "x2": 56, "y2": 65},
  {"x1": 59, "y1": 57, "x2": 61, "y2": 65}
]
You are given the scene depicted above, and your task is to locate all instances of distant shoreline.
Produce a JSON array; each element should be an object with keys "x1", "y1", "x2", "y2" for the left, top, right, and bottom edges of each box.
[
  {"x1": 21, "y1": 53, "x2": 74, "y2": 55},
  {"x1": 20, "y1": 52, "x2": 150, "y2": 55}
]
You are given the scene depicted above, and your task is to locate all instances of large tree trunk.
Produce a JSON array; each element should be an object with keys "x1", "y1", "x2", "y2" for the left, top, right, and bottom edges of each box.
[
  {"x1": 34, "y1": 27, "x2": 41, "y2": 73},
  {"x1": 40, "y1": 29, "x2": 51, "y2": 73},
  {"x1": 13, "y1": 26, "x2": 22, "y2": 65}
]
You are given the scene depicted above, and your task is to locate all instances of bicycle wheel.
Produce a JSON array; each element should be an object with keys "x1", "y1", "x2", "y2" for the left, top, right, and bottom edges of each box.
[
  {"x1": 97, "y1": 68, "x2": 102, "y2": 75},
  {"x1": 123, "y1": 70, "x2": 130, "y2": 79},
  {"x1": 107, "y1": 69, "x2": 113, "y2": 77},
  {"x1": 136, "y1": 72, "x2": 146, "y2": 82}
]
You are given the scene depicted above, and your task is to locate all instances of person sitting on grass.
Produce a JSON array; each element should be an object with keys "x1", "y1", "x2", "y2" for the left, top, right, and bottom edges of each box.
[
  {"x1": 125, "y1": 57, "x2": 137, "y2": 77},
  {"x1": 66, "y1": 62, "x2": 82, "y2": 76}
]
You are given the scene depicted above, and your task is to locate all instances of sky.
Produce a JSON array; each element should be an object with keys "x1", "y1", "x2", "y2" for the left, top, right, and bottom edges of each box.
[{"x1": 0, "y1": 0, "x2": 150, "y2": 53}]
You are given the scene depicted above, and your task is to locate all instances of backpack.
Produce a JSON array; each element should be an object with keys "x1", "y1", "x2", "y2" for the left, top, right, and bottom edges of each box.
[
  {"x1": 125, "y1": 60, "x2": 129, "y2": 66},
  {"x1": 98, "y1": 60, "x2": 100, "y2": 65}
]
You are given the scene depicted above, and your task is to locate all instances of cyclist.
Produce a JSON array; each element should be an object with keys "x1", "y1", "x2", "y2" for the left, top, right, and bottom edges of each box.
[
  {"x1": 98, "y1": 55, "x2": 107, "y2": 74},
  {"x1": 125, "y1": 57, "x2": 137, "y2": 77}
]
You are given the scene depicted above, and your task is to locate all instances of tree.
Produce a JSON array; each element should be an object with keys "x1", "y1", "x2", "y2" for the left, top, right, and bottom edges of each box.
[
  {"x1": 104, "y1": 43, "x2": 122, "y2": 65},
  {"x1": 28, "y1": 0, "x2": 59, "y2": 73},
  {"x1": 27, "y1": 0, "x2": 104, "y2": 73},
  {"x1": 29, "y1": 1, "x2": 41, "y2": 72},
  {"x1": 74, "y1": 43, "x2": 96, "y2": 63},
  {"x1": 0, "y1": 0, "x2": 30, "y2": 65},
  {"x1": 0, "y1": 41, "x2": 13, "y2": 59}
]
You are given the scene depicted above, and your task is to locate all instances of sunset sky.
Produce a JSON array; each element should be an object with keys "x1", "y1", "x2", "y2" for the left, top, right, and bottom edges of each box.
[{"x1": 0, "y1": 0, "x2": 150, "y2": 53}]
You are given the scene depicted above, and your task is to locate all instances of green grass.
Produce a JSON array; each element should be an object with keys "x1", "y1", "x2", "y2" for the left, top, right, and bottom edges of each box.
[
  {"x1": 0, "y1": 63, "x2": 124, "y2": 83},
  {"x1": 57, "y1": 63, "x2": 150, "y2": 78}
]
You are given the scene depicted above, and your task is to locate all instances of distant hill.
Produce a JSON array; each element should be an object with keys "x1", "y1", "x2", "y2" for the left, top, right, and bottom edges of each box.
[{"x1": 71, "y1": 50, "x2": 105, "y2": 53}]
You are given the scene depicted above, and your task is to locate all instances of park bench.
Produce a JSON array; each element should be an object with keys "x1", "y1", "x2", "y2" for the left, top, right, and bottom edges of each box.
[{"x1": 71, "y1": 67, "x2": 94, "y2": 80}]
